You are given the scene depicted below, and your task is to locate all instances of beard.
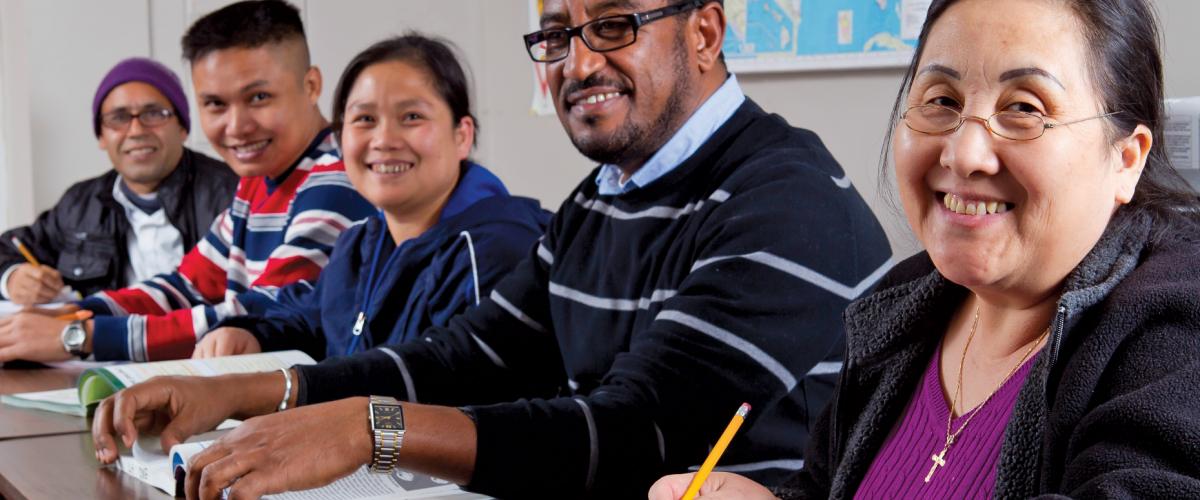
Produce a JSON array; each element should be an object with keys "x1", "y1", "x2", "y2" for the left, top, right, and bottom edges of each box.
[{"x1": 567, "y1": 31, "x2": 695, "y2": 167}]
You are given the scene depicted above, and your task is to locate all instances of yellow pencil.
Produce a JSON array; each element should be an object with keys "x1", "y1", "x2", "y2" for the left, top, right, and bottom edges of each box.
[
  {"x1": 681, "y1": 402, "x2": 751, "y2": 500},
  {"x1": 10, "y1": 237, "x2": 40, "y2": 267}
]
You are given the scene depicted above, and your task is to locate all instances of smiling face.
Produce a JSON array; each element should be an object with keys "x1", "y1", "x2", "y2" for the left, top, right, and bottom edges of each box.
[
  {"x1": 542, "y1": 0, "x2": 696, "y2": 169},
  {"x1": 894, "y1": 0, "x2": 1146, "y2": 300},
  {"x1": 97, "y1": 82, "x2": 187, "y2": 192},
  {"x1": 339, "y1": 60, "x2": 472, "y2": 222},
  {"x1": 191, "y1": 40, "x2": 323, "y2": 178}
]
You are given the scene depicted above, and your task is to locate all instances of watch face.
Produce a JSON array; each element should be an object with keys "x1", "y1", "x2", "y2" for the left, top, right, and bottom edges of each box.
[
  {"x1": 372, "y1": 403, "x2": 405, "y2": 431},
  {"x1": 64, "y1": 324, "x2": 86, "y2": 346}
]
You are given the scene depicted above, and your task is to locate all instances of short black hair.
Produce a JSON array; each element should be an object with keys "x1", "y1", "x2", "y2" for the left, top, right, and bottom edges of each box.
[
  {"x1": 182, "y1": 0, "x2": 307, "y2": 64},
  {"x1": 331, "y1": 33, "x2": 479, "y2": 154}
]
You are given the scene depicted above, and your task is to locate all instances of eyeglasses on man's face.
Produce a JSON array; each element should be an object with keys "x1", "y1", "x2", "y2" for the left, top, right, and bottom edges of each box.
[
  {"x1": 523, "y1": 0, "x2": 707, "y2": 63},
  {"x1": 901, "y1": 104, "x2": 1120, "y2": 141},
  {"x1": 101, "y1": 106, "x2": 175, "y2": 131}
]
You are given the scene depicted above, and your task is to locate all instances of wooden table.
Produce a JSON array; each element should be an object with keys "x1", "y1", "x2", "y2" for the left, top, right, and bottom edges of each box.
[
  {"x1": 0, "y1": 431, "x2": 169, "y2": 500},
  {"x1": 0, "y1": 362, "x2": 90, "y2": 440},
  {"x1": 0, "y1": 429, "x2": 486, "y2": 500},
  {"x1": 0, "y1": 362, "x2": 157, "y2": 499},
  {"x1": 0, "y1": 364, "x2": 488, "y2": 499}
]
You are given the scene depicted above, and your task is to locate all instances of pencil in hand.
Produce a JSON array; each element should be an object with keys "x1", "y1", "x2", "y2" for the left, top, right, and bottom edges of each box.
[
  {"x1": 10, "y1": 236, "x2": 40, "y2": 267},
  {"x1": 681, "y1": 402, "x2": 751, "y2": 500}
]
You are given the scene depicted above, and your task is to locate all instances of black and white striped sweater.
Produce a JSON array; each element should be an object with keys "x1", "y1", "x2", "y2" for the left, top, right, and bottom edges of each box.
[{"x1": 295, "y1": 99, "x2": 894, "y2": 498}]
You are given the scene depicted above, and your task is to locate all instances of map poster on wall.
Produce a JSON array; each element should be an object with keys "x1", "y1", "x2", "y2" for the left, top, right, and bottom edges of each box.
[
  {"x1": 724, "y1": 0, "x2": 932, "y2": 73},
  {"x1": 528, "y1": 0, "x2": 931, "y2": 112}
]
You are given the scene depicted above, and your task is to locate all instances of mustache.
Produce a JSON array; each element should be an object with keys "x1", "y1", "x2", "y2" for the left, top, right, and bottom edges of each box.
[
  {"x1": 560, "y1": 74, "x2": 629, "y2": 100},
  {"x1": 120, "y1": 138, "x2": 157, "y2": 150}
]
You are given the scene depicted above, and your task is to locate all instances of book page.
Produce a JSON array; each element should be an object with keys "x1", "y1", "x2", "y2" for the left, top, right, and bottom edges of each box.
[
  {"x1": 0, "y1": 387, "x2": 84, "y2": 416},
  {"x1": 102, "y1": 350, "x2": 316, "y2": 388},
  {"x1": 0, "y1": 301, "x2": 21, "y2": 317},
  {"x1": 0, "y1": 301, "x2": 71, "y2": 317},
  {"x1": 44, "y1": 359, "x2": 120, "y2": 370},
  {"x1": 262, "y1": 466, "x2": 481, "y2": 500},
  {"x1": 163, "y1": 441, "x2": 485, "y2": 500},
  {"x1": 117, "y1": 424, "x2": 239, "y2": 496},
  {"x1": 3, "y1": 387, "x2": 78, "y2": 405},
  {"x1": 118, "y1": 435, "x2": 185, "y2": 495}
]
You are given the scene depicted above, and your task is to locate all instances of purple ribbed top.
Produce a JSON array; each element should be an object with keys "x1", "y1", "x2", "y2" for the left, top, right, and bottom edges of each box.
[{"x1": 853, "y1": 343, "x2": 1040, "y2": 499}]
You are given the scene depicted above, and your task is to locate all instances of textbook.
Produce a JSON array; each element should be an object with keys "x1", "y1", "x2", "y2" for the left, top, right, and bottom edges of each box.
[
  {"x1": 119, "y1": 434, "x2": 485, "y2": 499},
  {"x1": 0, "y1": 351, "x2": 315, "y2": 417},
  {"x1": 0, "y1": 387, "x2": 86, "y2": 416}
]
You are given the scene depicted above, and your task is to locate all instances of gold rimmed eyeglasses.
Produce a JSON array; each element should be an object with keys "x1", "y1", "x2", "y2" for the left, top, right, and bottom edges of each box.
[{"x1": 901, "y1": 104, "x2": 1121, "y2": 141}]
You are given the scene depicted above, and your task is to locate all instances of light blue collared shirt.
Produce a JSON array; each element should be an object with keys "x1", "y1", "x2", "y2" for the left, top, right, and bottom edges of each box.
[{"x1": 595, "y1": 75, "x2": 746, "y2": 196}]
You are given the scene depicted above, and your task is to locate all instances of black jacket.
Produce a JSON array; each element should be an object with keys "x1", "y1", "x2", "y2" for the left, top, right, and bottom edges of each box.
[
  {"x1": 778, "y1": 209, "x2": 1200, "y2": 499},
  {"x1": 0, "y1": 148, "x2": 238, "y2": 297}
]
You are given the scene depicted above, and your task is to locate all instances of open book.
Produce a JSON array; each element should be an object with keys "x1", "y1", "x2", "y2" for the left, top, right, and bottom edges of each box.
[
  {"x1": 0, "y1": 351, "x2": 315, "y2": 417},
  {"x1": 119, "y1": 434, "x2": 484, "y2": 499},
  {"x1": 0, "y1": 386, "x2": 88, "y2": 416}
]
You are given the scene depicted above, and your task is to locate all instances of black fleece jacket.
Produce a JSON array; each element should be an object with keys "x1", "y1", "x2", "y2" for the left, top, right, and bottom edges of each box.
[{"x1": 780, "y1": 209, "x2": 1200, "y2": 499}]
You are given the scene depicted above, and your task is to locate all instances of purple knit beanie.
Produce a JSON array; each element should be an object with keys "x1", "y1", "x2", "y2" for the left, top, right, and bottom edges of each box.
[{"x1": 92, "y1": 57, "x2": 190, "y2": 137}]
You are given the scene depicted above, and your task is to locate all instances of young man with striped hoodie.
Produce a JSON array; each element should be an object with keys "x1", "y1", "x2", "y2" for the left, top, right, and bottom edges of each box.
[
  {"x1": 91, "y1": 0, "x2": 893, "y2": 497},
  {"x1": 0, "y1": 0, "x2": 373, "y2": 363}
]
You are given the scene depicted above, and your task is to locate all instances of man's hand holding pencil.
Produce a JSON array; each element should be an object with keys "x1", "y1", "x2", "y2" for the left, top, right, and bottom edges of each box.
[
  {"x1": 5, "y1": 237, "x2": 66, "y2": 305},
  {"x1": 6, "y1": 264, "x2": 66, "y2": 305}
]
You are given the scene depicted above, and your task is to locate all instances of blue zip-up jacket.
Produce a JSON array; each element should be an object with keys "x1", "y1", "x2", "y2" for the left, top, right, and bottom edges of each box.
[{"x1": 215, "y1": 162, "x2": 550, "y2": 360}]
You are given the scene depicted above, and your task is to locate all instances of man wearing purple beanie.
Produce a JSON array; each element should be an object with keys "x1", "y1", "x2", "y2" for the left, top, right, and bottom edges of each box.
[
  {"x1": 0, "y1": 0, "x2": 374, "y2": 364},
  {"x1": 0, "y1": 57, "x2": 237, "y2": 305}
]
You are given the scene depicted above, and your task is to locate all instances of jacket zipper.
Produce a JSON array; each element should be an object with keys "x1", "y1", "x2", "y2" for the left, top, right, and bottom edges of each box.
[{"x1": 1048, "y1": 305, "x2": 1068, "y2": 370}]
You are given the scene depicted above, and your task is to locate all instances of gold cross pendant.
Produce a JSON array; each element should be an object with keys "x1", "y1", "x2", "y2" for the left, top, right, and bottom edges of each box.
[{"x1": 925, "y1": 448, "x2": 947, "y2": 482}]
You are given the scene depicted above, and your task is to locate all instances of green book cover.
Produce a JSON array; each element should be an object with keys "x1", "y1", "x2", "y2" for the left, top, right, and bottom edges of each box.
[{"x1": 78, "y1": 367, "x2": 128, "y2": 416}]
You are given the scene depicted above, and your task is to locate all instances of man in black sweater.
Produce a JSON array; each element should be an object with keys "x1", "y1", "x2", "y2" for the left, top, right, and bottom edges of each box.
[
  {"x1": 92, "y1": 1, "x2": 892, "y2": 497},
  {"x1": 0, "y1": 57, "x2": 236, "y2": 304}
]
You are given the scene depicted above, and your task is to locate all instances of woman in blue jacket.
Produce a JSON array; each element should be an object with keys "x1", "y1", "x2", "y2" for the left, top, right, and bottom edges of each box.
[{"x1": 193, "y1": 34, "x2": 549, "y2": 360}]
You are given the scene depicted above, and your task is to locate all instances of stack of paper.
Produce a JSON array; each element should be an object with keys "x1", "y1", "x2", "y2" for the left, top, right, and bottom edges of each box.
[{"x1": 1166, "y1": 97, "x2": 1200, "y2": 189}]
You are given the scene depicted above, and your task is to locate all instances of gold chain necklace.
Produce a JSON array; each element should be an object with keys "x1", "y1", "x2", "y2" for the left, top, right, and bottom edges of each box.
[{"x1": 924, "y1": 306, "x2": 1049, "y2": 483}]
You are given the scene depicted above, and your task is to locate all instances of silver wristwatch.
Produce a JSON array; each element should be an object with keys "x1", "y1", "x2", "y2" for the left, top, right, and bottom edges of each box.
[
  {"x1": 60, "y1": 320, "x2": 87, "y2": 358},
  {"x1": 368, "y1": 395, "x2": 405, "y2": 473}
]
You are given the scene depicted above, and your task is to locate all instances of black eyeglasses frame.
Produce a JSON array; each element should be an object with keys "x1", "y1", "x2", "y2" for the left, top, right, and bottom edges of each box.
[{"x1": 523, "y1": 0, "x2": 708, "y2": 63}]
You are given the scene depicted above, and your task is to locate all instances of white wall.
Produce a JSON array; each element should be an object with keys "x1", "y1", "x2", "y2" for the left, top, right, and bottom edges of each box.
[
  {"x1": 1, "y1": 0, "x2": 1198, "y2": 258},
  {"x1": 0, "y1": 0, "x2": 35, "y2": 229}
]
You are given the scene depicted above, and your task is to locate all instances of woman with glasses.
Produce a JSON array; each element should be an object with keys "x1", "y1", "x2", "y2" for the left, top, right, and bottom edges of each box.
[
  {"x1": 651, "y1": 0, "x2": 1200, "y2": 497},
  {"x1": 191, "y1": 34, "x2": 548, "y2": 360}
]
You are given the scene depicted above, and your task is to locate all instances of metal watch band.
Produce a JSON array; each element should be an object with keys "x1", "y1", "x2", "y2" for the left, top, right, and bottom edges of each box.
[
  {"x1": 61, "y1": 320, "x2": 86, "y2": 358},
  {"x1": 369, "y1": 396, "x2": 404, "y2": 473}
]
